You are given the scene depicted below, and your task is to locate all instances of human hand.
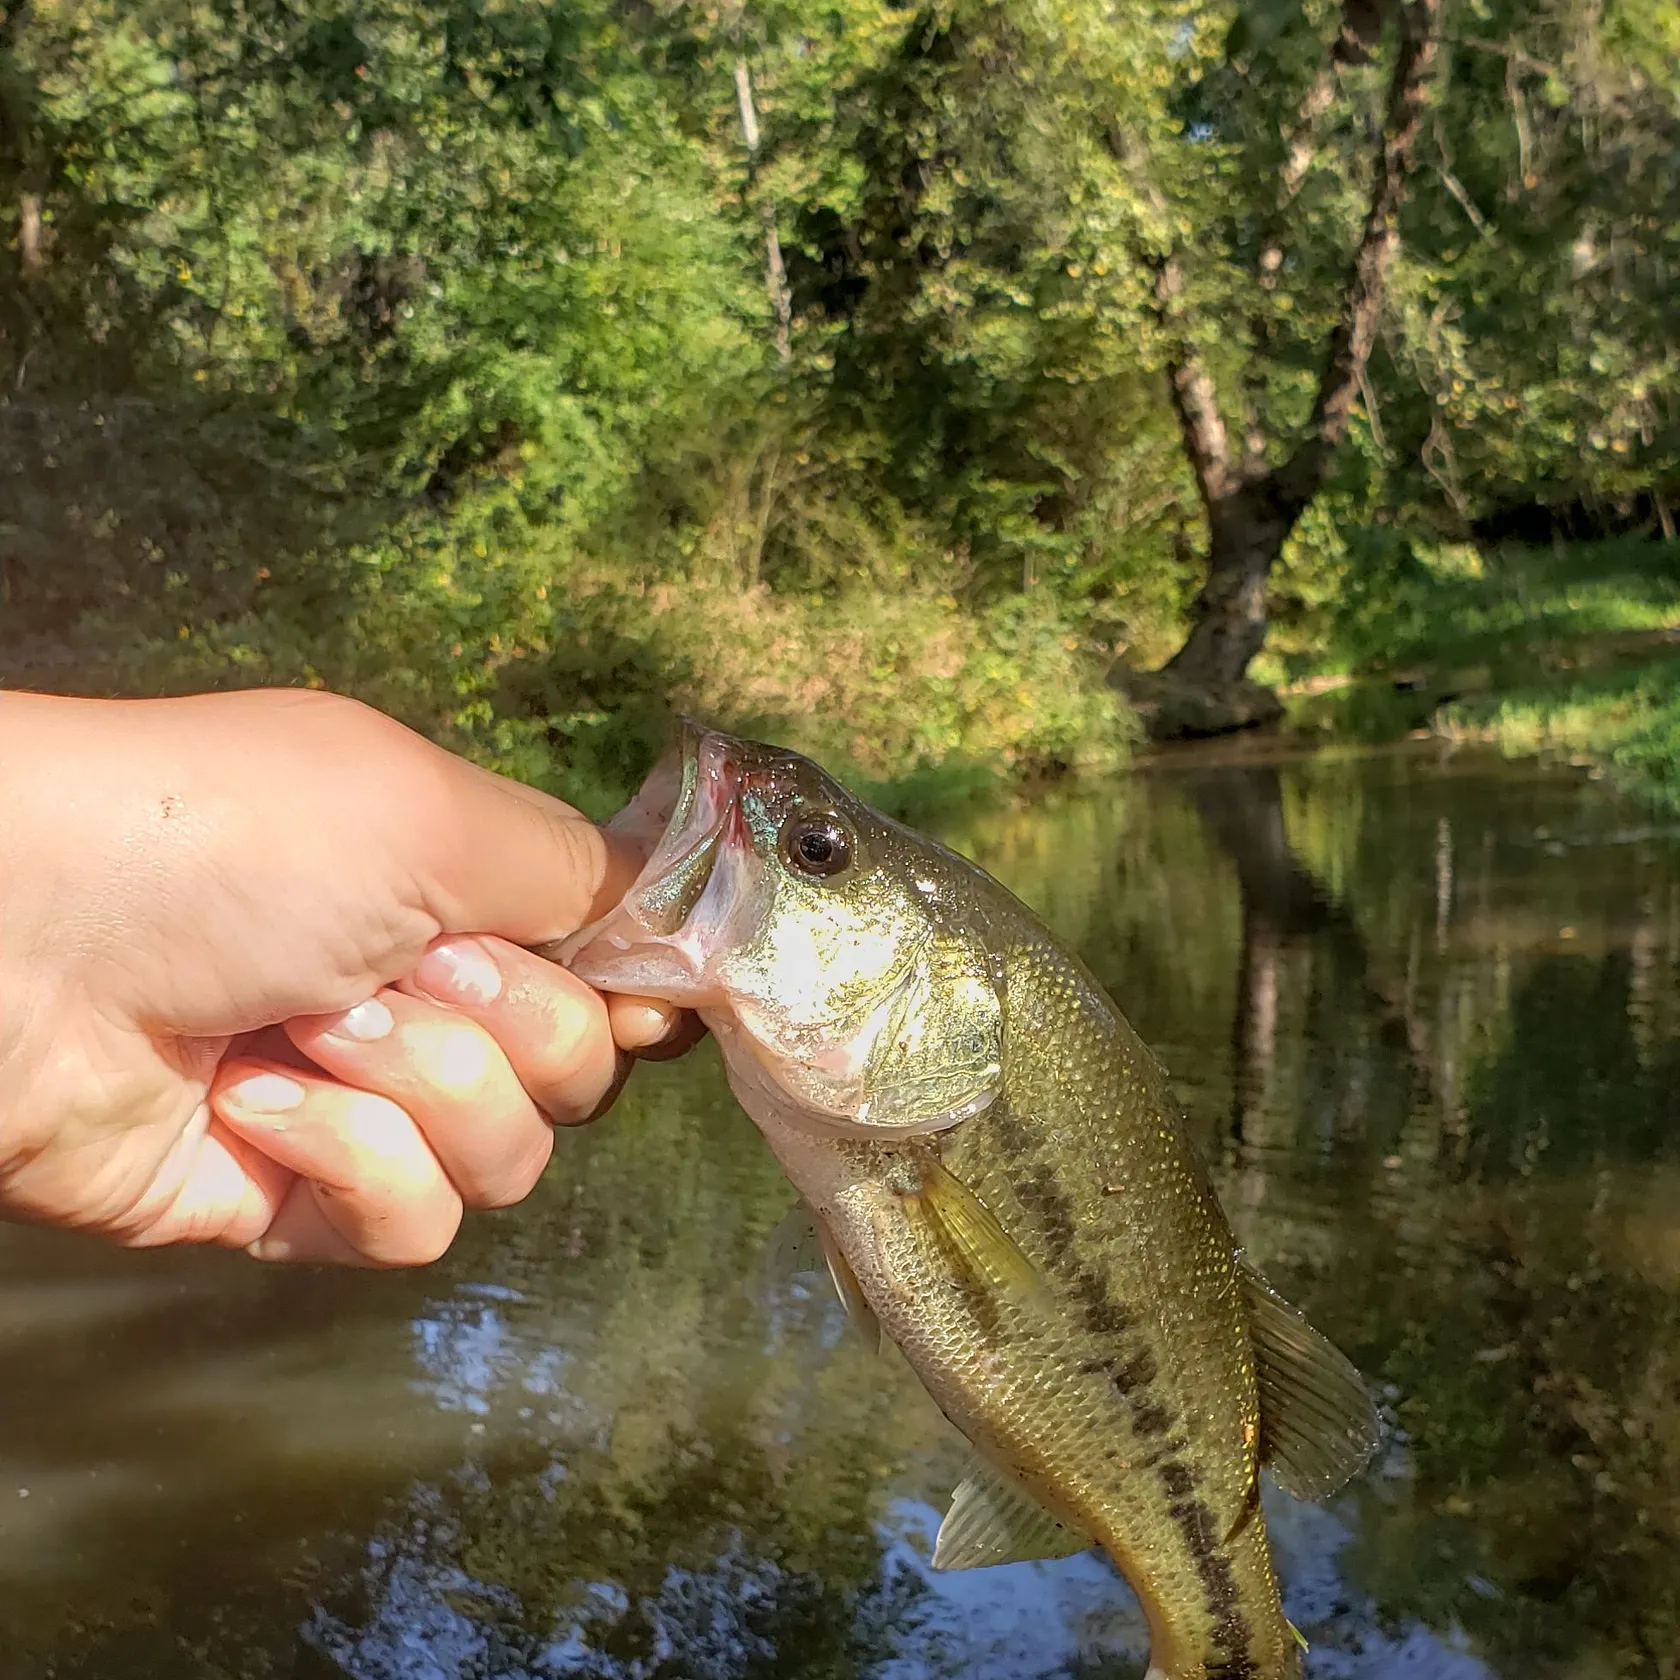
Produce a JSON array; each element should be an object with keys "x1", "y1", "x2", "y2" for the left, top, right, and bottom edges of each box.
[{"x1": 0, "y1": 687, "x2": 690, "y2": 1265}]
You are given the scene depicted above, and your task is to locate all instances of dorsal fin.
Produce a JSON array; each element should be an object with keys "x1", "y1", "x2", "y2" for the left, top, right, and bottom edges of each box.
[
  {"x1": 932, "y1": 1455, "x2": 1092, "y2": 1571},
  {"x1": 1241, "y1": 1259, "x2": 1381, "y2": 1500}
]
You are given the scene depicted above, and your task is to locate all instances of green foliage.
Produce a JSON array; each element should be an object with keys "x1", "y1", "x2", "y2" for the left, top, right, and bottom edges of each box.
[
  {"x1": 1267, "y1": 533, "x2": 1680, "y2": 786},
  {"x1": 1375, "y1": 0, "x2": 1680, "y2": 523},
  {"x1": 471, "y1": 565, "x2": 1138, "y2": 814},
  {"x1": 2, "y1": 0, "x2": 1678, "y2": 800},
  {"x1": 1272, "y1": 532, "x2": 1680, "y2": 682}
]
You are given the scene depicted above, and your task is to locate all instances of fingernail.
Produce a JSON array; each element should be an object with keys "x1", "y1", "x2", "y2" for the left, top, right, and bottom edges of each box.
[
  {"x1": 224, "y1": 1072, "x2": 304, "y2": 1114},
  {"x1": 326, "y1": 996, "x2": 394, "y2": 1042},
  {"x1": 415, "y1": 937, "x2": 503, "y2": 1006}
]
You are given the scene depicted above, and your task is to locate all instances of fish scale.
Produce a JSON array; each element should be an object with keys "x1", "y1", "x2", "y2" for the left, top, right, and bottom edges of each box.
[{"x1": 560, "y1": 723, "x2": 1381, "y2": 1680}]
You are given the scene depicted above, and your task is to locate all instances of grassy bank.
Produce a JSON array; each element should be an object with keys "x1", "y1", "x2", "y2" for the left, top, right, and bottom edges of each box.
[
  {"x1": 1437, "y1": 655, "x2": 1680, "y2": 811},
  {"x1": 454, "y1": 571, "x2": 1138, "y2": 821},
  {"x1": 11, "y1": 479, "x2": 1679, "y2": 821},
  {"x1": 16, "y1": 521, "x2": 1135, "y2": 823},
  {"x1": 1268, "y1": 533, "x2": 1680, "y2": 808}
]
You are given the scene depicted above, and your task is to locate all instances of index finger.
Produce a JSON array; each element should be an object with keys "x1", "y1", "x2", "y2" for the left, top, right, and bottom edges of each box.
[{"x1": 398, "y1": 934, "x2": 628, "y2": 1125}]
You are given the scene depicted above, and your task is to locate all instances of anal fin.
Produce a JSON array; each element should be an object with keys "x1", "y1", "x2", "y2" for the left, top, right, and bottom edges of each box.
[{"x1": 932, "y1": 1457, "x2": 1091, "y2": 1571}]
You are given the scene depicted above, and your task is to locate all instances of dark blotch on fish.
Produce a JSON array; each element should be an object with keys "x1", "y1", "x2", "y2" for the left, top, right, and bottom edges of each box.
[{"x1": 1133, "y1": 1400, "x2": 1173, "y2": 1436}]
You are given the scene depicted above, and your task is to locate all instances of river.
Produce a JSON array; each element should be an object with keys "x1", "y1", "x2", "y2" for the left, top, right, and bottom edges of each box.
[{"x1": 1, "y1": 740, "x2": 1676, "y2": 1679}]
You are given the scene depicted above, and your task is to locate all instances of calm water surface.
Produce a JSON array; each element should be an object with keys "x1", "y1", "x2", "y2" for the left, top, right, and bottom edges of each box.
[{"x1": 3, "y1": 742, "x2": 1677, "y2": 1680}]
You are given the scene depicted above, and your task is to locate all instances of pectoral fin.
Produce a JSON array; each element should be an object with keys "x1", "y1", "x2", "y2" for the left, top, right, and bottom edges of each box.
[
  {"x1": 906, "y1": 1156, "x2": 1050, "y2": 1307},
  {"x1": 763, "y1": 1202, "x2": 824, "y2": 1283},
  {"x1": 932, "y1": 1457, "x2": 1091, "y2": 1570},
  {"x1": 1241, "y1": 1260, "x2": 1381, "y2": 1500}
]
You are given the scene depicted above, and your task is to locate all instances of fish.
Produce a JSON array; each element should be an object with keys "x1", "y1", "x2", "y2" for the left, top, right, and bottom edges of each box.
[{"x1": 554, "y1": 722, "x2": 1380, "y2": 1680}]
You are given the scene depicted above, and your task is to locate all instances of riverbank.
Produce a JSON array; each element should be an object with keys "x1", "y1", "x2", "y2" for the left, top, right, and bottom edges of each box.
[
  {"x1": 8, "y1": 531, "x2": 1679, "y2": 821},
  {"x1": 0, "y1": 561, "x2": 1135, "y2": 824},
  {"x1": 1434, "y1": 653, "x2": 1680, "y2": 811},
  {"x1": 458, "y1": 574, "x2": 1137, "y2": 821},
  {"x1": 1269, "y1": 533, "x2": 1680, "y2": 813}
]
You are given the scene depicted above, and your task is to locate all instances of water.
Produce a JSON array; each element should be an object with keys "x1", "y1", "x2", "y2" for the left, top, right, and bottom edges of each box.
[{"x1": 2, "y1": 740, "x2": 1677, "y2": 1680}]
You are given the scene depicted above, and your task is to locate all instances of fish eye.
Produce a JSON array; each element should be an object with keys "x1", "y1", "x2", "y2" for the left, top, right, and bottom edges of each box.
[{"x1": 780, "y1": 809, "x2": 854, "y2": 880}]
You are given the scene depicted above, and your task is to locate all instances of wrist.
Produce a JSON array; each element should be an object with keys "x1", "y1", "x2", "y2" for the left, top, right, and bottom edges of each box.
[
  {"x1": 0, "y1": 692, "x2": 88, "y2": 1175},
  {"x1": 0, "y1": 691, "x2": 97, "y2": 966}
]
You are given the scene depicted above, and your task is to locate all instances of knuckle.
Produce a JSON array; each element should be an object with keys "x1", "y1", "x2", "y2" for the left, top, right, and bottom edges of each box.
[
  {"x1": 287, "y1": 687, "x2": 399, "y2": 742},
  {"x1": 342, "y1": 1087, "x2": 423, "y2": 1156},
  {"x1": 378, "y1": 1206, "x2": 461, "y2": 1268},
  {"x1": 519, "y1": 795, "x2": 601, "y2": 903},
  {"x1": 472, "y1": 1134, "x2": 553, "y2": 1210},
  {"x1": 414, "y1": 1016, "x2": 498, "y2": 1097},
  {"x1": 538, "y1": 979, "x2": 612, "y2": 1076},
  {"x1": 495, "y1": 970, "x2": 616, "y2": 1117}
]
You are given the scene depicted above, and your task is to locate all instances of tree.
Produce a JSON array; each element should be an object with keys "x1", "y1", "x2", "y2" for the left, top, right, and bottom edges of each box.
[
  {"x1": 1119, "y1": 0, "x2": 1442, "y2": 737},
  {"x1": 3, "y1": 0, "x2": 1676, "y2": 776}
]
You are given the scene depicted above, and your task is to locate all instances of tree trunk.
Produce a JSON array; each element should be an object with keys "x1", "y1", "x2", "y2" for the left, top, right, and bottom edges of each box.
[
  {"x1": 3, "y1": 5, "x2": 45, "y2": 281},
  {"x1": 733, "y1": 56, "x2": 792, "y2": 363},
  {"x1": 1162, "y1": 485, "x2": 1298, "y2": 691},
  {"x1": 1185, "y1": 763, "x2": 1454, "y2": 1121},
  {"x1": 17, "y1": 189, "x2": 42, "y2": 273}
]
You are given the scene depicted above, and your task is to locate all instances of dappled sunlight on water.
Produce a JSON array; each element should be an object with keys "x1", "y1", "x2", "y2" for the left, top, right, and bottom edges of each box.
[{"x1": 2, "y1": 741, "x2": 1677, "y2": 1678}]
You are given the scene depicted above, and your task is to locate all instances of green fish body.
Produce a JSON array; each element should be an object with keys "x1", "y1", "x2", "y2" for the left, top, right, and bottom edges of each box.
[{"x1": 559, "y1": 725, "x2": 1379, "y2": 1680}]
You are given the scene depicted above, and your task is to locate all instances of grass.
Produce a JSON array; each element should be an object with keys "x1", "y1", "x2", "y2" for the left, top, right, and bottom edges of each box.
[
  {"x1": 1270, "y1": 533, "x2": 1680, "y2": 806},
  {"x1": 14, "y1": 478, "x2": 1680, "y2": 820},
  {"x1": 1438, "y1": 655, "x2": 1680, "y2": 811},
  {"x1": 1261, "y1": 530, "x2": 1680, "y2": 685},
  {"x1": 54, "y1": 535, "x2": 1136, "y2": 823}
]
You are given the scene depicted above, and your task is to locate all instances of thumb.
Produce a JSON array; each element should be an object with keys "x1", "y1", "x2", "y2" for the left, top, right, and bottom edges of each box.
[{"x1": 413, "y1": 754, "x2": 645, "y2": 946}]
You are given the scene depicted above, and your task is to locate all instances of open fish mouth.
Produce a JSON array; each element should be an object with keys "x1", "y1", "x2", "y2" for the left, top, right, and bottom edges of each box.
[{"x1": 550, "y1": 720, "x2": 758, "y2": 997}]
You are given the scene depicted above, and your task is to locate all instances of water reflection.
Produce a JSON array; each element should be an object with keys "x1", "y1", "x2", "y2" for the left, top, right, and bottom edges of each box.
[{"x1": 1, "y1": 742, "x2": 1677, "y2": 1678}]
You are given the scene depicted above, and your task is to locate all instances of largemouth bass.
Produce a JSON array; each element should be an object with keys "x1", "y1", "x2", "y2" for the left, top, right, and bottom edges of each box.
[{"x1": 557, "y1": 724, "x2": 1380, "y2": 1680}]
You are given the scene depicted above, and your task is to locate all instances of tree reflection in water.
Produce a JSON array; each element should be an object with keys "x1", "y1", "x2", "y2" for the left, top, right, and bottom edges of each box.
[{"x1": 0, "y1": 743, "x2": 1675, "y2": 1679}]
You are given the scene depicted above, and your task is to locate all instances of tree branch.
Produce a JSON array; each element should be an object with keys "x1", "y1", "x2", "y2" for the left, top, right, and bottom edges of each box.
[
  {"x1": 1121, "y1": 127, "x2": 1239, "y2": 514},
  {"x1": 1153, "y1": 255, "x2": 1239, "y2": 508},
  {"x1": 1437, "y1": 162, "x2": 1488, "y2": 234},
  {"x1": 1247, "y1": 0, "x2": 1398, "y2": 464},
  {"x1": 1142, "y1": 0, "x2": 1434, "y2": 536},
  {"x1": 1278, "y1": 0, "x2": 1440, "y2": 509},
  {"x1": 1275, "y1": 0, "x2": 1396, "y2": 215}
]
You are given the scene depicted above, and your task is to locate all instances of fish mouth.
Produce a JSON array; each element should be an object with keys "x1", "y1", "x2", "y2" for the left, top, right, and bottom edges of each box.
[{"x1": 551, "y1": 719, "x2": 754, "y2": 997}]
